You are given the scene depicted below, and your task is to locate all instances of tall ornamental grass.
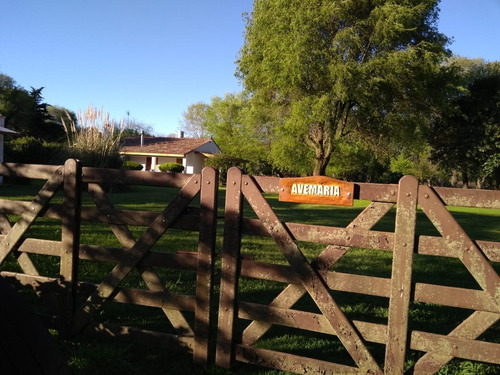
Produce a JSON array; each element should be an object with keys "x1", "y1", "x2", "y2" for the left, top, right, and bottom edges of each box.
[{"x1": 62, "y1": 105, "x2": 125, "y2": 168}]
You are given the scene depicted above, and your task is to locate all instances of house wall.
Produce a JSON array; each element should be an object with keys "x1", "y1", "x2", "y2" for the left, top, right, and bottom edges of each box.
[
  {"x1": 124, "y1": 138, "x2": 221, "y2": 174},
  {"x1": 185, "y1": 152, "x2": 207, "y2": 174}
]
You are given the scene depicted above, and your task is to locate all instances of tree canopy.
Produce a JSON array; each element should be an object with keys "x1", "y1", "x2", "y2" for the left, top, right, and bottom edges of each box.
[
  {"x1": 237, "y1": 0, "x2": 451, "y2": 175},
  {"x1": 430, "y1": 58, "x2": 500, "y2": 188}
]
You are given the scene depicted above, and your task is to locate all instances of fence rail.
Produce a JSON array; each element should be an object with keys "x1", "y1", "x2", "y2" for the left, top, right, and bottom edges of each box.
[{"x1": 0, "y1": 161, "x2": 499, "y2": 374}]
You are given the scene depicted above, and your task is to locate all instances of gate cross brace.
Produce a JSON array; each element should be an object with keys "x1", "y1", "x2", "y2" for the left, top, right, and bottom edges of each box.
[
  {"x1": 418, "y1": 185, "x2": 500, "y2": 311},
  {"x1": 240, "y1": 173, "x2": 383, "y2": 374},
  {"x1": 72, "y1": 174, "x2": 201, "y2": 334},
  {"x1": 0, "y1": 166, "x2": 63, "y2": 265},
  {"x1": 86, "y1": 182, "x2": 194, "y2": 336},
  {"x1": 242, "y1": 201, "x2": 395, "y2": 346}
]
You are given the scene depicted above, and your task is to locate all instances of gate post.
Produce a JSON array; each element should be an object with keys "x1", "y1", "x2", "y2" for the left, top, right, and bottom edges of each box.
[
  {"x1": 194, "y1": 167, "x2": 219, "y2": 365},
  {"x1": 59, "y1": 159, "x2": 82, "y2": 337},
  {"x1": 384, "y1": 175, "x2": 418, "y2": 373},
  {"x1": 216, "y1": 167, "x2": 243, "y2": 368}
]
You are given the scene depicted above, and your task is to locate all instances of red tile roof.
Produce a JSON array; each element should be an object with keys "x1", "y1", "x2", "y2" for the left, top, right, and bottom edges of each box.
[{"x1": 120, "y1": 136, "x2": 215, "y2": 156}]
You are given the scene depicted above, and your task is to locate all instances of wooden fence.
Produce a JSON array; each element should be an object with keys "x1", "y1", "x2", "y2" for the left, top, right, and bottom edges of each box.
[
  {"x1": 0, "y1": 161, "x2": 499, "y2": 374},
  {"x1": 216, "y1": 167, "x2": 500, "y2": 374},
  {"x1": 0, "y1": 160, "x2": 219, "y2": 365}
]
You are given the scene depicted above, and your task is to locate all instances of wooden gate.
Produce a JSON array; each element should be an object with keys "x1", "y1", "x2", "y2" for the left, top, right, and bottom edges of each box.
[
  {"x1": 0, "y1": 160, "x2": 219, "y2": 365},
  {"x1": 0, "y1": 162, "x2": 498, "y2": 373},
  {"x1": 216, "y1": 167, "x2": 500, "y2": 374}
]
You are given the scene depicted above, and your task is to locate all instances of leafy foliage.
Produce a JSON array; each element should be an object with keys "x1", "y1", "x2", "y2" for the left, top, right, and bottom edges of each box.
[
  {"x1": 430, "y1": 59, "x2": 500, "y2": 188},
  {"x1": 178, "y1": 101, "x2": 210, "y2": 138},
  {"x1": 237, "y1": 0, "x2": 451, "y2": 175},
  {"x1": 4, "y1": 136, "x2": 65, "y2": 165},
  {"x1": 121, "y1": 161, "x2": 144, "y2": 170},
  {"x1": 158, "y1": 162, "x2": 184, "y2": 173}
]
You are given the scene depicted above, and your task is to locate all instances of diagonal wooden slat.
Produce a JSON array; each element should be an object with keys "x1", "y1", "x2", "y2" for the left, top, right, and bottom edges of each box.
[
  {"x1": 72, "y1": 174, "x2": 201, "y2": 334},
  {"x1": 384, "y1": 176, "x2": 418, "y2": 374},
  {"x1": 0, "y1": 215, "x2": 39, "y2": 276},
  {"x1": 241, "y1": 174, "x2": 382, "y2": 374},
  {"x1": 0, "y1": 166, "x2": 63, "y2": 265},
  {"x1": 86, "y1": 182, "x2": 194, "y2": 336},
  {"x1": 418, "y1": 185, "x2": 500, "y2": 310},
  {"x1": 413, "y1": 311, "x2": 500, "y2": 374},
  {"x1": 242, "y1": 201, "x2": 394, "y2": 345}
]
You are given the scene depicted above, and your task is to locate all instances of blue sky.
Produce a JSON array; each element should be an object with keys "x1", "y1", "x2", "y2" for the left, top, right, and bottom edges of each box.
[{"x1": 1, "y1": 0, "x2": 499, "y2": 136}]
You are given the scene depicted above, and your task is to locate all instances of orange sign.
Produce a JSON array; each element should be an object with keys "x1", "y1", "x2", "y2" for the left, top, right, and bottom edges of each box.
[{"x1": 279, "y1": 176, "x2": 354, "y2": 206}]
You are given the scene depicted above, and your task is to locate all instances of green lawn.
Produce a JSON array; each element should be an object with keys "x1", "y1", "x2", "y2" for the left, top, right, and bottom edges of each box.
[{"x1": 0, "y1": 181, "x2": 499, "y2": 374}]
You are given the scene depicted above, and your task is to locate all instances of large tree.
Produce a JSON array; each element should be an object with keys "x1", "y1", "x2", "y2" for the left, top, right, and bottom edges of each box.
[
  {"x1": 178, "y1": 102, "x2": 211, "y2": 138},
  {"x1": 430, "y1": 59, "x2": 500, "y2": 188},
  {"x1": 237, "y1": 0, "x2": 450, "y2": 175}
]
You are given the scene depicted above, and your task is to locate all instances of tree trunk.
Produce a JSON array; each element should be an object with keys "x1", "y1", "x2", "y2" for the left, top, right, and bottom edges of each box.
[
  {"x1": 308, "y1": 122, "x2": 333, "y2": 176},
  {"x1": 312, "y1": 155, "x2": 330, "y2": 176},
  {"x1": 450, "y1": 170, "x2": 458, "y2": 187},
  {"x1": 462, "y1": 170, "x2": 469, "y2": 189}
]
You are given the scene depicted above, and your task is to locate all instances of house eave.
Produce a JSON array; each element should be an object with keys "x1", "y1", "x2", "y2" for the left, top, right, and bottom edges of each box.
[{"x1": 120, "y1": 151, "x2": 185, "y2": 158}]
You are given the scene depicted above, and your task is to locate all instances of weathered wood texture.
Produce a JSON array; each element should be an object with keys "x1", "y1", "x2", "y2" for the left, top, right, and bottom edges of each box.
[
  {"x1": 217, "y1": 167, "x2": 500, "y2": 375},
  {"x1": 0, "y1": 162, "x2": 499, "y2": 374},
  {"x1": 0, "y1": 162, "x2": 218, "y2": 366}
]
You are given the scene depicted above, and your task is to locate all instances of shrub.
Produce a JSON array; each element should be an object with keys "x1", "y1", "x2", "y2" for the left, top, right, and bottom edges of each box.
[
  {"x1": 5, "y1": 136, "x2": 45, "y2": 164},
  {"x1": 122, "y1": 161, "x2": 143, "y2": 170},
  {"x1": 158, "y1": 163, "x2": 184, "y2": 173}
]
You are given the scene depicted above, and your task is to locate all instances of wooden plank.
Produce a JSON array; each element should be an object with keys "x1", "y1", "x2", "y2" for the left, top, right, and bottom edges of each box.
[
  {"x1": 418, "y1": 236, "x2": 500, "y2": 262},
  {"x1": 356, "y1": 182, "x2": 398, "y2": 203},
  {"x1": 413, "y1": 311, "x2": 500, "y2": 374},
  {"x1": 415, "y1": 283, "x2": 500, "y2": 312},
  {"x1": 0, "y1": 162, "x2": 60, "y2": 179},
  {"x1": 0, "y1": 215, "x2": 41, "y2": 278},
  {"x1": 242, "y1": 202, "x2": 394, "y2": 346},
  {"x1": 79, "y1": 206, "x2": 200, "y2": 230},
  {"x1": 239, "y1": 301, "x2": 387, "y2": 344},
  {"x1": 432, "y1": 186, "x2": 500, "y2": 209},
  {"x1": 239, "y1": 259, "x2": 391, "y2": 297},
  {"x1": 411, "y1": 330, "x2": 500, "y2": 365},
  {"x1": 419, "y1": 185, "x2": 500, "y2": 310},
  {"x1": 85, "y1": 322, "x2": 194, "y2": 351},
  {"x1": 384, "y1": 175, "x2": 418, "y2": 374},
  {"x1": 252, "y1": 181, "x2": 500, "y2": 208},
  {"x1": 216, "y1": 167, "x2": 244, "y2": 368},
  {"x1": 252, "y1": 174, "x2": 399, "y2": 204},
  {"x1": 241, "y1": 173, "x2": 382, "y2": 374},
  {"x1": 72, "y1": 174, "x2": 201, "y2": 334},
  {"x1": 60, "y1": 159, "x2": 82, "y2": 336},
  {"x1": 242, "y1": 219, "x2": 394, "y2": 251},
  {"x1": 0, "y1": 272, "x2": 60, "y2": 292},
  {"x1": 236, "y1": 345, "x2": 360, "y2": 374},
  {"x1": 85, "y1": 182, "x2": 194, "y2": 336},
  {"x1": 110, "y1": 287, "x2": 196, "y2": 311},
  {"x1": 194, "y1": 167, "x2": 218, "y2": 365},
  {"x1": 79, "y1": 245, "x2": 198, "y2": 269},
  {"x1": 0, "y1": 166, "x2": 63, "y2": 265},
  {"x1": 82, "y1": 166, "x2": 193, "y2": 187},
  {"x1": 287, "y1": 223, "x2": 393, "y2": 250}
]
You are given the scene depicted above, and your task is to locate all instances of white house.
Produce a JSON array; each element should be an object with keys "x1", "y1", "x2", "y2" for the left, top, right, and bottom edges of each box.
[{"x1": 119, "y1": 133, "x2": 221, "y2": 174}]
